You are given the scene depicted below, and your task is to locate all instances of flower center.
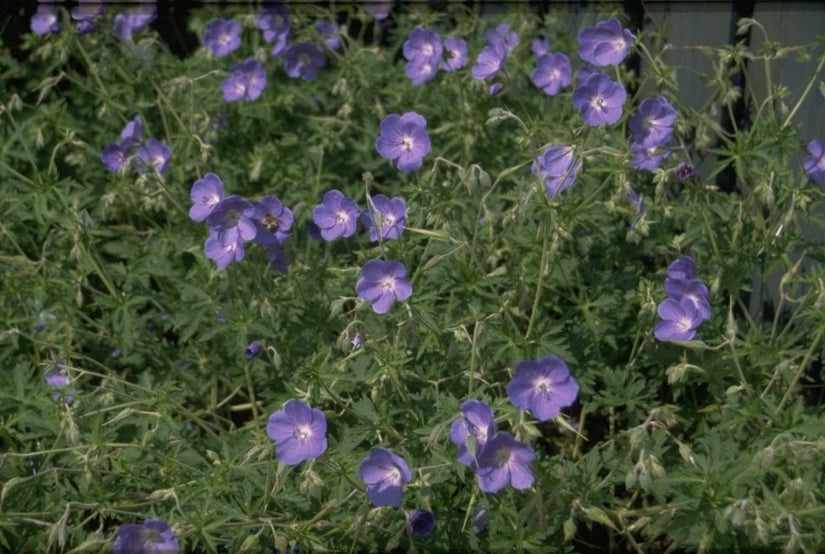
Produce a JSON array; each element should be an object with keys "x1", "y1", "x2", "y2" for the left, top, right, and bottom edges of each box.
[
  {"x1": 388, "y1": 467, "x2": 401, "y2": 482},
  {"x1": 335, "y1": 211, "x2": 350, "y2": 224},
  {"x1": 422, "y1": 44, "x2": 434, "y2": 57},
  {"x1": 139, "y1": 527, "x2": 161, "y2": 545},
  {"x1": 535, "y1": 377, "x2": 551, "y2": 395},
  {"x1": 550, "y1": 69, "x2": 560, "y2": 80},
  {"x1": 494, "y1": 446, "x2": 513, "y2": 467},
  {"x1": 293, "y1": 426, "x2": 311, "y2": 442},
  {"x1": 612, "y1": 38, "x2": 626, "y2": 52},
  {"x1": 591, "y1": 95, "x2": 605, "y2": 109},
  {"x1": 401, "y1": 135, "x2": 415, "y2": 151},
  {"x1": 219, "y1": 33, "x2": 231, "y2": 46},
  {"x1": 381, "y1": 276, "x2": 396, "y2": 292},
  {"x1": 202, "y1": 194, "x2": 219, "y2": 207},
  {"x1": 264, "y1": 213, "x2": 280, "y2": 231}
]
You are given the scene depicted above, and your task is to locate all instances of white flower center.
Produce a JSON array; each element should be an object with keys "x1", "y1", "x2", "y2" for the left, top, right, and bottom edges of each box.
[
  {"x1": 591, "y1": 96, "x2": 605, "y2": 109},
  {"x1": 381, "y1": 276, "x2": 396, "y2": 292},
  {"x1": 422, "y1": 44, "x2": 434, "y2": 57},
  {"x1": 293, "y1": 426, "x2": 311, "y2": 442},
  {"x1": 336, "y1": 211, "x2": 350, "y2": 224},
  {"x1": 388, "y1": 467, "x2": 401, "y2": 482},
  {"x1": 401, "y1": 135, "x2": 415, "y2": 151}
]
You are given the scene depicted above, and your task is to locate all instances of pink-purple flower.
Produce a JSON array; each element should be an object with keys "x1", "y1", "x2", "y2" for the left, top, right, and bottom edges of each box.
[
  {"x1": 532, "y1": 146, "x2": 581, "y2": 198},
  {"x1": 572, "y1": 72, "x2": 627, "y2": 126},
  {"x1": 312, "y1": 189, "x2": 359, "y2": 241},
  {"x1": 266, "y1": 399, "x2": 328, "y2": 465},
  {"x1": 204, "y1": 229, "x2": 245, "y2": 269},
  {"x1": 630, "y1": 143, "x2": 671, "y2": 171},
  {"x1": 222, "y1": 59, "x2": 267, "y2": 102},
  {"x1": 578, "y1": 18, "x2": 634, "y2": 67},
  {"x1": 360, "y1": 195, "x2": 407, "y2": 241},
  {"x1": 202, "y1": 18, "x2": 241, "y2": 58},
  {"x1": 531, "y1": 53, "x2": 572, "y2": 96},
  {"x1": 356, "y1": 259, "x2": 413, "y2": 314},
  {"x1": 113, "y1": 5, "x2": 156, "y2": 39},
  {"x1": 375, "y1": 112, "x2": 431, "y2": 173},
  {"x1": 485, "y1": 23, "x2": 519, "y2": 54},
  {"x1": 359, "y1": 447, "x2": 411, "y2": 507},
  {"x1": 403, "y1": 27, "x2": 443, "y2": 65},
  {"x1": 252, "y1": 196, "x2": 293, "y2": 247},
  {"x1": 471, "y1": 40, "x2": 508, "y2": 81},
  {"x1": 113, "y1": 518, "x2": 179, "y2": 554},
  {"x1": 507, "y1": 355, "x2": 579, "y2": 422},
  {"x1": 803, "y1": 138, "x2": 825, "y2": 184},
  {"x1": 474, "y1": 432, "x2": 534, "y2": 493}
]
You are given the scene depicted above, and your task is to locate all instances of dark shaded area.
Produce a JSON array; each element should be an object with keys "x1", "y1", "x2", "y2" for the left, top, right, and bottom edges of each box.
[{"x1": 715, "y1": 0, "x2": 755, "y2": 193}]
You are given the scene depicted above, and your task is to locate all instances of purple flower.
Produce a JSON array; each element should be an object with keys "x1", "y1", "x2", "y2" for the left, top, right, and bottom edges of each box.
[
  {"x1": 359, "y1": 447, "x2": 412, "y2": 508},
  {"x1": 532, "y1": 145, "x2": 581, "y2": 197},
  {"x1": 676, "y1": 162, "x2": 695, "y2": 180},
  {"x1": 266, "y1": 399, "x2": 328, "y2": 465},
  {"x1": 189, "y1": 173, "x2": 225, "y2": 222},
  {"x1": 207, "y1": 195, "x2": 257, "y2": 244},
  {"x1": 578, "y1": 18, "x2": 634, "y2": 67},
  {"x1": 283, "y1": 42, "x2": 326, "y2": 81},
  {"x1": 485, "y1": 23, "x2": 519, "y2": 54},
  {"x1": 112, "y1": 518, "x2": 179, "y2": 554},
  {"x1": 665, "y1": 278, "x2": 712, "y2": 321},
  {"x1": 71, "y1": 3, "x2": 104, "y2": 35},
  {"x1": 471, "y1": 40, "x2": 508, "y2": 81},
  {"x1": 803, "y1": 138, "x2": 825, "y2": 184},
  {"x1": 120, "y1": 115, "x2": 143, "y2": 149},
  {"x1": 31, "y1": 4, "x2": 61, "y2": 36},
  {"x1": 408, "y1": 509, "x2": 435, "y2": 537},
  {"x1": 363, "y1": 1, "x2": 394, "y2": 20},
  {"x1": 265, "y1": 244, "x2": 290, "y2": 275},
  {"x1": 45, "y1": 360, "x2": 70, "y2": 389},
  {"x1": 245, "y1": 341, "x2": 262, "y2": 358},
  {"x1": 627, "y1": 189, "x2": 644, "y2": 228},
  {"x1": 572, "y1": 72, "x2": 627, "y2": 126},
  {"x1": 360, "y1": 195, "x2": 407, "y2": 241},
  {"x1": 222, "y1": 59, "x2": 267, "y2": 102},
  {"x1": 315, "y1": 20, "x2": 341, "y2": 51},
  {"x1": 113, "y1": 4, "x2": 156, "y2": 39},
  {"x1": 405, "y1": 58, "x2": 438, "y2": 86},
  {"x1": 204, "y1": 229, "x2": 245, "y2": 269},
  {"x1": 403, "y1": 27, "x2": 443, "y2": 63},
  {"x1": 654, "y1": 297, "x2": 704, "y2": 342},
  {"x1": 630, "y1": 143, "x2": 671, "y2": 171},
  {"x1": 375, "y1": 112, "x2": 431, "y2": 173},
  {"x1": 488, "y1": 83, "x2": 504, "y2": 96},
  {"x1": 270, "y1": 33, "x2": 289, "y2": 58},
  {"x1": 101, "y1": 142, "x2": 128, "y2": 172},
  {"x1": 475, "y1": 432, "x2": 534, "y2": 493},
  {"x1": 136, "y1": 139, "x2": 170, "y2": 175},
  {"x1": 471, "y1": 507, "x2": 490, "y2": 531},
  {"x1": 441, "y1": 36, "x2": 468, "y2": 71},
  {"x1": 531, "y1": 37, "x2": 550, "y2": 57},
  {"x1": 531, "y1": 53, "x2": 572, "y2": 96},
  {"x1": 202, "y1": 18, "x2": 241, "y2": 58},
  {"x1": 667, "y1": 256, "x2": 696, "y2": 280},
  {"x1": 311, "y1": 189, "x2": 359, "y2": 241},
  {"x1": 507, "y1": 355, "x2": 579, "y2": 421},
  {"x1": 629, "y1": 96, "x2": 677, "y2": 148},
  {"x1": 351, "y1": 332, "x2": 363, "y2": 350},
  {"x1": 252, "y1": 195, "x2": 293, "y2": 247},
  {"x1": 257, "y1": 5, "x2": 290, "y2": 43},
  {"x1": 449, "y1": 399, "x2": 496, "y2": 466},
  {"x1": 356, "y1": 259, "x2": 413, "y2": 314}
]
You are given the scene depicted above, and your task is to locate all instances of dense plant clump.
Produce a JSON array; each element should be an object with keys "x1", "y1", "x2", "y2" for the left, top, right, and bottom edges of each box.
[{"x1": 2, "y1": 2, "x2": 825, "y2": 552}]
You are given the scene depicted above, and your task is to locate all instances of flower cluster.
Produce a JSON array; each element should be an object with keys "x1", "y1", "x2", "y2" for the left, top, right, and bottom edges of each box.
[
  {"x1": 654, "y1": 256, "x2": 712, "y2": 342},
  {"x1": 101, "y1": 115, "x2": 171, "y2": 176},
  {"x1": 449, "y1": 400, "x2": 534, "y2": 493},
  {"x1": 113, "y1": 518, "x2": 178, "y2": 554},
  {"x1": 256, "y1": 5, "x2": 328, "y2": 81},
  {"x1": 222, "y1": 58, "x2": 267, "y2": 102},
  {"x1": 472, "y1": 23, "x2": 519, "y2": 94},
  {"x1": 402, "y1": 27, "x2": 467, "y2": 86},
  {"x1": 628, "y1": 96, "x2": 677, "y2": 171},
  {"x1": 189, "y1": 173, "x2": 293, "y2": 272}
]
